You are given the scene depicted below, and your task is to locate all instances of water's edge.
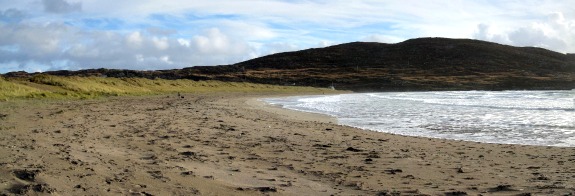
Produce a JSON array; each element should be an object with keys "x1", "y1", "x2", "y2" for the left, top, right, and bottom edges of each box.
[{"x1": 264, "y1": 91, "x2": 575, "y2": 147}]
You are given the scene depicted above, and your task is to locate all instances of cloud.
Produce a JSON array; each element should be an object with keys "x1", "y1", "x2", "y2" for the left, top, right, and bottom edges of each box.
[
  {"x1": 508, "y1": 27, "x2": 566, "y2": 50},
  {"x1": 146, "y1": 27, "x2": 177, "y2": 36},
  {"x1": 152, "y1": 37, "x2": 169, "y2": 50},
  {"x1": 192, "y1": 28, "x2": 246, "y2": 54},
  {"x1": 0, "y1": 22, "x2": 74, "y2": 60},
  {"x1": 42, "y1": 0, "x2": 81, "y2": 14},
  {"x1": 473, "y1": 12, "x2": 575, "y2": 53},
  {"x1": 362, "y1": 34, "x2": 403, "y2": 43},
  {"x1": 0, "y1": 21, "x2": 256, "y2": 72},
  {"x1": 473, "y1": 24, "x2": 490, "y2": 41},
  {"x1": 126, "y1": 31, "x2": 143, "y2": 48},
  {"x1": 472, "y1": 24, "x2": 508, "y2": 44},
  {"x1": 258, "y1": 42, "x2": 300, "y2": 55},
  {"x1": 1, "y1": 0, "x2": 575, "y2": 73},
  {"x1": 0, "y1": 9, "x2": 27, "y2": 23}
]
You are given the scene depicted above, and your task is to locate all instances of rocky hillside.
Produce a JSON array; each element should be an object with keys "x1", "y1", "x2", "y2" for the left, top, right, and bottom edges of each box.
[{"x1": 4, "y1": 38, "x2": 575, "y2": 91}]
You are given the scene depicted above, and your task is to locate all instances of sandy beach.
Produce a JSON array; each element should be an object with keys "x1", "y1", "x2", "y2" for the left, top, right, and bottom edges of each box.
[{"x1": 1, "y1": 92, "x2": 574, "y2": 195}]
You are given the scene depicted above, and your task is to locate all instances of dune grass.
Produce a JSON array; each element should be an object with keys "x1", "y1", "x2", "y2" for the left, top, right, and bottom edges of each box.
[
  {"x1": 0, "y1": 75, "x2": 334, "y2": 101},
  {"x1": 0, "y1": 76, "x2": 48, "y2": 100}
]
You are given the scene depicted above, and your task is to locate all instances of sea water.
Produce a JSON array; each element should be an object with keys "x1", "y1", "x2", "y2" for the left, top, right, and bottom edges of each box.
[{"x1": 264, "y1": 90, "x2": 575, "y2": 147}]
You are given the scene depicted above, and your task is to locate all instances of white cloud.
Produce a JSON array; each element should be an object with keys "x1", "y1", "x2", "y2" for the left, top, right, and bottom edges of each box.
[
  {"x1": 135, "y1": 54, "x2": 143, "y2": 62},
  {"x1": 316, "y1": 41, "x2": 334, "y2": 48},
  {"x1": 126, "y1": 31, "x2": 143, "y2": 48},
  {"x1": 0, "y1": 22, "x2": 257, "y2": 72},
  {"x1": 191, "y1": 28, "x2": 250, "y2": 55},
  {"x1": 67, "y1": 43, "x2": 99, "y2": 58},
  {"x1": 473, "y1": 12, "x2": 575, "y2": 53},
  {"x1": 0, "y1": 22, "x2": 75, "y2": 61},
  {"x1": 177, "y1": 38, "x2": 190, "y2": 47},
  {"x1": 259, "y1": 42, "x2": 300, "y2": 55},
  {"x1": 472, "y1": 24, "x2": 509, "y2": 44},
  {"x1": 362, "y1": 34, "x2": 403, "y2": 44},
  {"x1": 152, "y1": 37, "x2": 169, "y2": 50},
  {"x1": 508, "y1": 27, "x2": 566, "y2": 50},
  {"x1": 1, "y1": 0, "x2": 574, "y2": 73},
  {"x1": 160, "y1": 55, "x2": 172, "y2": 64}
]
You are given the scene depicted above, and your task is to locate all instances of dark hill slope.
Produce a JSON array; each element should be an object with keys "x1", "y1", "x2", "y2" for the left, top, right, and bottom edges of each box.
[
  {"x1": 228, "y1": 38, "x2": 575, "y2": 90},
  {"x1": 4, "y1": 38, "x2": 575, "y2": 91},
  {"x1": 238, "y1": 38, "x2": 571, "y2": 72}
]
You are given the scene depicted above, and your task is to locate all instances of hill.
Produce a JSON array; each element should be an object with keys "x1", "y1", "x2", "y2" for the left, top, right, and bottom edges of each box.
[
  {"x1": 3, "y1": 37, "x2": 575, "y2": 91},
  {"x1": 229, "y1": 38, "x2": 575, "y2": 91}
]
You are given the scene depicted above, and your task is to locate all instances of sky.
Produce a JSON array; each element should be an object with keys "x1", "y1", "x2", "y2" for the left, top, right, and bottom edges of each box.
[{"x1": 0, "y1": 0, "x2": 574, "y2": 73}]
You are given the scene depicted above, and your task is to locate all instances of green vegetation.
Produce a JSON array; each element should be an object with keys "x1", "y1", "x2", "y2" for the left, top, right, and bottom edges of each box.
[{"x1": 0, "y1": 75, "x2": 333, "y2": 101}]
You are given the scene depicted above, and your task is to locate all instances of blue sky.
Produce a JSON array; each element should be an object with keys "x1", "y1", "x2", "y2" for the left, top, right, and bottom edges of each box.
[{"x1": 0, "y1": 0, "x2": 574, "y2": 73}]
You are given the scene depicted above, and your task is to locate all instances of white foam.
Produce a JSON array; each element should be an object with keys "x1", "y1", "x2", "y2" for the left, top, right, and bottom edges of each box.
[{"x1": 265, "y1": 90, "x2": 575, "y2": 147}]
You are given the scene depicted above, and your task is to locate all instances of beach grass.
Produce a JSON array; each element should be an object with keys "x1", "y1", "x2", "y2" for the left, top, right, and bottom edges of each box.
[{"x1": 0, "y1": 75, "x2": 333, "y2": 101}]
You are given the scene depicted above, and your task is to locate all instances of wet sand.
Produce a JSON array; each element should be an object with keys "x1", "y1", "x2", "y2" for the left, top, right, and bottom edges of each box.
[{"x1": 0, "y1": 92, "x2": 574, "y2": 195}]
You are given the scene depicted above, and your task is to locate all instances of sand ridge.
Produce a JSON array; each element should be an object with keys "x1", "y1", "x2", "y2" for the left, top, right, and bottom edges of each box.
[{"x1": 0, "y1": 92, "x2": 574, "y2": 195}]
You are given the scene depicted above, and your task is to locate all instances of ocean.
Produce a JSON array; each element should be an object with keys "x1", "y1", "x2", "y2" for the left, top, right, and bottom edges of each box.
[{"x1": 264, "y1": 90, "x2": 575, "y2": 147}]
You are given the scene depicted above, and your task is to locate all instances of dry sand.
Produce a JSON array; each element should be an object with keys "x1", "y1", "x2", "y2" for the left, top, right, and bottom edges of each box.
[{"x1": 0, "y1": 92, "x2": 574, "y2": 195}]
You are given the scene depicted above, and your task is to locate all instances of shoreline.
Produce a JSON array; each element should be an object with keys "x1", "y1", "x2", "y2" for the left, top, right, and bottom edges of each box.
[
  {"x1": 252, "y1": 95, "x2": 575, "y2": 148},
  {"x1": 245, "y1": 98, "x2": 338, "y2": 124},
  {"x1": 1, "y1": 92, "x2": 574, "y2": 195},
  {"x1": 257, "y1": 91, "x2": 575, "y2": 148}
]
